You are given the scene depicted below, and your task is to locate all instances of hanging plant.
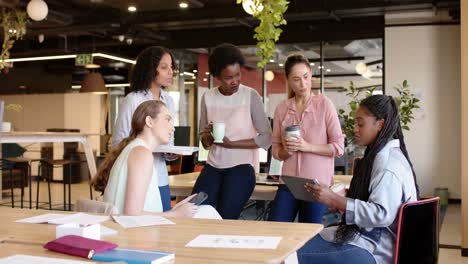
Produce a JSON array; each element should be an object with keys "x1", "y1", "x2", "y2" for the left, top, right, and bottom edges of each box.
[
  {"x1": 237, "y1": 0, "x2": 289, "y2": 68},
  {"x1": 0, "y1": 8, "x2": 28, "y2": 71}
]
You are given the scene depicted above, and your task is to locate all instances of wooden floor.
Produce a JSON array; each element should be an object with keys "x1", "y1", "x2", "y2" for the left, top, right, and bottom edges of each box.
[{"x1": 1, "y1": 180, "x2": 467, "y2": 263}]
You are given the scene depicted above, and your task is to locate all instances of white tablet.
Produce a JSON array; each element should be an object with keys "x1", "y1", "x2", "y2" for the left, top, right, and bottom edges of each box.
[{"x1": 280, "y1": 175, "x2": 319, "y2": 202}]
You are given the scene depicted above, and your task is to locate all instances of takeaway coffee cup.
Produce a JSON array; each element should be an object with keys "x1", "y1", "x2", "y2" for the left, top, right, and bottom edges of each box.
[
  {"x1": 285, "y1": 125, "x2": 300, "y2": 139},
  {"x1": 212, "y1": 122, "x2": 225, "y2": 143}
]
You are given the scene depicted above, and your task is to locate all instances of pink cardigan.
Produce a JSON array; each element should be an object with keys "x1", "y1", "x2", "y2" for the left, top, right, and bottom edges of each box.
[{"x1": 272, "y1": 95, "x2": 344, "y2": 186}]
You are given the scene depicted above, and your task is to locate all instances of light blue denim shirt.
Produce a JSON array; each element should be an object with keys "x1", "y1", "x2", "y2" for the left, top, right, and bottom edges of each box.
[
  {"x1": 112, "y1": 89, "x2": 175, "y2": 187},
  {"x1": 320, "y1": 139, "x2": 418, "y2": 264}
]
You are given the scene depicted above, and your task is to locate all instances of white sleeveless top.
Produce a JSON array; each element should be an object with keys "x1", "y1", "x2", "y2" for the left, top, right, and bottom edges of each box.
[{"x1": 103, "y1": 138, "x2": 163, "y2": 214}]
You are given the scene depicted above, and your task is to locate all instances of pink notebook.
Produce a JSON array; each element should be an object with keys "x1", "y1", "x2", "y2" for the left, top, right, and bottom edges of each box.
[{"x1": 44, "y1": 235, "x2": 118, "y2": 259}]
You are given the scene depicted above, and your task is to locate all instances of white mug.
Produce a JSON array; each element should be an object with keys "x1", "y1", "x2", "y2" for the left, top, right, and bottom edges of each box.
[{"x1": 212, "y1": 122, "x2": 225, "y2": 143}]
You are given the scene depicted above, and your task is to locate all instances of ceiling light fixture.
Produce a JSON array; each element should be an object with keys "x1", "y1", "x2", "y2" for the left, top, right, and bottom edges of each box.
[
  {"x1": 38, "y1": 34, "x2": 44, "y2": 43},
  {"x1": 27, "y1": 0, "x2": 48, "y2": 21},
  {"x1": 242, "y1": 0, "x2": 263, "y2": 15},
  {"x1": 1, "y1": 53, "x2": 136, "y2": 65},
  {"x1": 355, "y1": 62, "x2": 367, "y2": 75},
  {"x1": 72, "y1": 83, "x2": 130, "y2": 89},
  {"x1": 85, "y1": 63, "x2": 101, "y2": 69},
  {"x1": 128, "y1": 6, "x2": 137, "y2": 12},
  {"x1": 278, "y1": 63, "x2": 284, "y2": 67},
  {"x1": 264, "y1": 70, "x2": 274, "y2": 82},
  {"x1": 80, "y1": 72, "x2": 107, "y2": 94},
  {"x1": 92, "y1": 53, "x2": 136, "y2": 64},
  {"x1": 179, "y1": 2, "x2": 189, "y2": 8}
]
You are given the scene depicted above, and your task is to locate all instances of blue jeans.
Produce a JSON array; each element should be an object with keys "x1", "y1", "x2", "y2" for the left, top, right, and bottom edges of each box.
[
  {"x1": 298, "y1": 236, "x2": 376, "y2": 264},
  {"x1": 268, "y1": 184, "x2": 327, "y2": 223},
  {"x1": 159, "y1": 185, "x2": 171, "y2": 212},
  {"x1": 192, "y1": 164, "x2": 256, "y2": 219}
]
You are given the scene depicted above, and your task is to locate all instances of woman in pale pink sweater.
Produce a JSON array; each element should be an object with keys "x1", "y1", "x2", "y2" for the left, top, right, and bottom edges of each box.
[{"x1": 268, "y1": 54, "x2": 344, "y2": 223}]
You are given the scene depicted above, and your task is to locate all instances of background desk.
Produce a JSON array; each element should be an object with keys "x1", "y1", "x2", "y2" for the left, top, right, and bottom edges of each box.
[
  {"x1": 0, "y1": 207, "x2": 323, "y2": 264},
  {"x1": 0, "y1": 132, "x2": 97, "y2": 202},
  {"x1": 169, "y1": 172, "x2": 353, "y2": 201}
]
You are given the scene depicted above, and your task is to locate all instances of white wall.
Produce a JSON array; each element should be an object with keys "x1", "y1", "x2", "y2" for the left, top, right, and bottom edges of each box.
[
  {"x1": 385, "y1": 25, "x2": 461, "y2": 198},
  {"x1": 0, "y1": 93, "x2": 104, "y2": 178}
]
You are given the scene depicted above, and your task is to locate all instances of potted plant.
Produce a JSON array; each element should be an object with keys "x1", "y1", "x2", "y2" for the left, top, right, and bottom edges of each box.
[
  {"x1": 338, "y1": 80, "x2": 420, "y2": 151},
  {"x1": 1, "y1": 103, "x2": 22, "y2": 132}
]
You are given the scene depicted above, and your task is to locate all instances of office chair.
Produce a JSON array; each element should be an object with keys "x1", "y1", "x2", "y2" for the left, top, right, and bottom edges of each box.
[{"x1": 394, "y1": 197, "x2": 440, "y2": 264}]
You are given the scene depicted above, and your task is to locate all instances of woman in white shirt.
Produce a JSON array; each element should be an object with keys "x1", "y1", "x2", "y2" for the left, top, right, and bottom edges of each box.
[
  {"x1": 112, "y1": 46, "x2": 177, "y2": 212},
  {"x1": 92, "y1": 100, "x2": 196, "y2": 217}
]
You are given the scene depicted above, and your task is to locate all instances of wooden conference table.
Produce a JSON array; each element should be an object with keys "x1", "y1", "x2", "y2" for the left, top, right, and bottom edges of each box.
[
  {"x1": 0, "y1": 132, "x2": 97, "y2": 205},
  {"x1": 169, "y1": 172, "x2": 353, "y2": 201},
  {"x1": 0, "y1": 207, "x2": 323, "y2": 263}
]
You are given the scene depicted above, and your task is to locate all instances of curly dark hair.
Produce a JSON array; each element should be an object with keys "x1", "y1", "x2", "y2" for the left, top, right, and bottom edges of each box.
[
  {"x1": 128, "y1": 46, "x2": 176, "y2": 95},
  {"x1": 208, "y1": 43, "x2": 245, "y2": 77}
]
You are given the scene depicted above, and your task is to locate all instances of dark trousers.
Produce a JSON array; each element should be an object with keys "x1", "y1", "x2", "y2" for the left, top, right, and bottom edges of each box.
[
  {"x1": 192, "y1": 164, "x2": 256, "y2": 219},
  {"x1": 268, "y1": 184, "x2": 327, "y2": 223}
]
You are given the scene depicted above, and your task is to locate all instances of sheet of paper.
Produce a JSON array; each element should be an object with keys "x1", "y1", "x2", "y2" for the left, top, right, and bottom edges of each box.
[
  {"x1": 112, "y1": 215, "x2": 175, "y2": 228},
  {"x1": 100, "y1": 225, "x2": 118, "y2": 237},
  {"x1": 16, "y1": 213, "x2": 109, "y2": 225},
  {"x1": 268, "y1": 157, "x2": 283, "y2": 176},
  {"x1": 0, "y1": 255, "x2": 95, "y2": 264},
  {"x1": 48, "y1": 213, "x2": 109, "y2": 225},
  {"x1": 185, "y1": 235, "x2": 282, "y2": 249},
  {"x1": 15, "y1": 213, "x2": 70, "y2": 224},
  {"x1": 154, "y1": 146, "x2": 198, "y2": 156}
]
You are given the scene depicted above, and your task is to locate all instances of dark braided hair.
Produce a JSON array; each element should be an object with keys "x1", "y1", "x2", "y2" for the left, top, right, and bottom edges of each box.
[
  {"x1": 127, "y1": 46, "x2": 176, "y2": 95},
  {"x1": 335, "y1": 95, "x2": 420, "y2": 244}
]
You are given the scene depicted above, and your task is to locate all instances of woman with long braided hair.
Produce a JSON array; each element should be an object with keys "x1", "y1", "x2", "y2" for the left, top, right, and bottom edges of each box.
[{"x1": 297, "y1": 95, "x2": 419, "y2": 264}]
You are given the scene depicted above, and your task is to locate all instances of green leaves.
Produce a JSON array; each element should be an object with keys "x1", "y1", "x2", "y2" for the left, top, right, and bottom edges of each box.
[
  {"x1": 1, "y1": 8, "x2": 28, "y2": 71},
  {"x1": 5, "y1": 104, "x2": 22, "y2": 112},
  {"x1": 238, "y1": 0, "x2": 289, "y2": 68},
  {"x1": 337, "y1": 80, "x2": 420, "y2": 145}
]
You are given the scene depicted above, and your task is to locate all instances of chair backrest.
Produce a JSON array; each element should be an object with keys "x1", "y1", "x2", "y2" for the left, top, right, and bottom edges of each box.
[
  {"x1": 75, "y1": 198, "x2": 119, "y2": 215},
  {"x1": 394, "y1": 197, "x2": 440, "y2": 264}
]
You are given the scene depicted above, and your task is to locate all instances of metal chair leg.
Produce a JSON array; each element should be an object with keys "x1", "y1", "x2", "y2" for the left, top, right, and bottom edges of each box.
[
  {"x1": 36, "y1": 163, "x2": 41, "y2": 209},
  {"x1": 9, "y1": 168, "x2": 14, "y2": 208},
  {"x1": 63, "y1": 165, "x2": 66, "y2": 211},
  {"x1": 68, "y1": 164, "x2": 72, "y2": 211},
  {"x1": 28, "y1": 162, "x2": 32, "y2": 209},
  {"x1": 20, "y1": 169, "x2": 24, "y2": 208},
  {"x1": 46, "y1": 164, "x2": 52, "y2": 210}
]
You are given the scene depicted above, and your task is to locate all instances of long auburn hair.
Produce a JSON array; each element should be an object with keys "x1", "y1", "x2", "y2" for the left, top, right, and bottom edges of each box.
[
  {"x1": 91, "y1": 100, "x2": 167, "y2": 194},
  {"x1": 284, "y1": 54, "x2": 312, "y2": 98},
  {"x1": 335, "y1": 95, "x2": 420, "y2": 244}
]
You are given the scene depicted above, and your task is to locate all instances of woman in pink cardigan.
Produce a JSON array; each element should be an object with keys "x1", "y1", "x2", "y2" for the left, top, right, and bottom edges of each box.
[{"x1": 268, "y1": 54, "x2": 344, "y2": 223}]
